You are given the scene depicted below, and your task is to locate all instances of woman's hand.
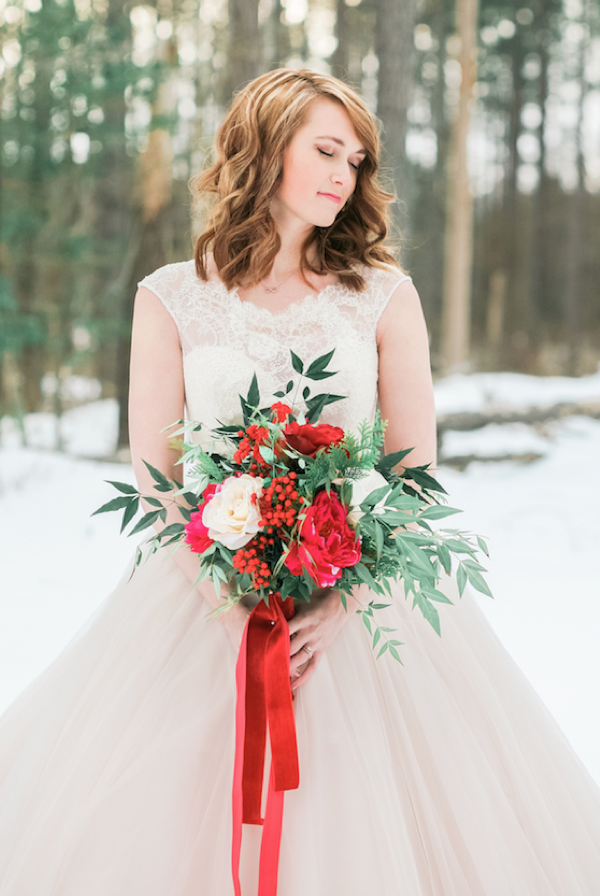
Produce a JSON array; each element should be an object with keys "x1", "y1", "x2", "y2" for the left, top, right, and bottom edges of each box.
[{"x1": 287, "y1": 588, "x2": 357, "y2": 690}]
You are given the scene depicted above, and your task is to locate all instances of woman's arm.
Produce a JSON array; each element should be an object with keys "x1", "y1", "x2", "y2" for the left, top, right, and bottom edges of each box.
[
  {"x1": 377, "y1": 279, "x2": 437, "y2": 471},
  {"x1": 128, "y1": 286, "x2": 249, "y2": 650}
]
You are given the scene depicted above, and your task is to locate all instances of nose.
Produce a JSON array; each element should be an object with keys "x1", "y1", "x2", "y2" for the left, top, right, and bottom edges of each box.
[{"x1": 331, "y1": 167, "x2": 352, "y2": 191}]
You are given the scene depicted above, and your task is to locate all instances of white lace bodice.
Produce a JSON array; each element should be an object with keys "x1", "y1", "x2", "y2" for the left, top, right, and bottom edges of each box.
[{"x1": 137, "y1": 259, "x2": 411, "y2": 445}]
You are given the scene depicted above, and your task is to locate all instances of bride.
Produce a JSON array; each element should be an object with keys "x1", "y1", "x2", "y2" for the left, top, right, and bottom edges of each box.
[{"x1": 1, "y1": 67, "x2": 599, "y2": 895}]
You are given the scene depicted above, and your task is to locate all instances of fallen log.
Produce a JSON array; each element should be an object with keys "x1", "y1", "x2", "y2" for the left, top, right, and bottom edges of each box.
[{"x1": 436, "y1": 399, "x2": 600, "y2": 434}]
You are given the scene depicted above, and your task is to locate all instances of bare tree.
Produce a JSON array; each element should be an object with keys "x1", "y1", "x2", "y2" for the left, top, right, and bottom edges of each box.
[
  {"x1": 376, "y1": 0, "x2": 417, "y2": 248},
  {"x1": 227, "y1": 0, "x2": 261, "y2": 95},
  {"x1": 440, "y1": 0, "x2": 478, "y2": 371}
]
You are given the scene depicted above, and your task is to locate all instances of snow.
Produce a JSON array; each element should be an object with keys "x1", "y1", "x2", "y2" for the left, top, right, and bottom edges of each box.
[
  {"x1": 435, "y1": 367, "x2": 600, "y2": 415},
  {"x1": 1, "y1": 371, "x2": 600, "y2": 788}
]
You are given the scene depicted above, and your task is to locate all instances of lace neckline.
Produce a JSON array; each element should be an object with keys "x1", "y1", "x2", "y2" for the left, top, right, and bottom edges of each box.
[{"x1": 207, "y1": 266, "x2": 364, "y2": 321}]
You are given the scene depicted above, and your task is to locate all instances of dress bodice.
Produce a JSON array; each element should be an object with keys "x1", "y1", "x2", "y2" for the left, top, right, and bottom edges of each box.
[{"x1": 137, "y1": 259, "x2": 411, "y2": 445}]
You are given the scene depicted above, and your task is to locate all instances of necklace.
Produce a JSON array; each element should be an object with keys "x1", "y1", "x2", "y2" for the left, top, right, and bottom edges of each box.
[{"x1": 261, "y1": 269, "x2": 299, "y2": 294}]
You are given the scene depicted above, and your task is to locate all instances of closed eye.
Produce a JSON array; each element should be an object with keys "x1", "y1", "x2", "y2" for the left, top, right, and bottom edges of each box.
[{"x1": 317, "y1": 148, "x2": 359, "y2": 171}]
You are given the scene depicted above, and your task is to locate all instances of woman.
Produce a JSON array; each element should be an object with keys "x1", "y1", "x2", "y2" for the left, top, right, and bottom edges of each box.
[{"x1": 1, "y1": 68, "x2": 599, "y2": 895}]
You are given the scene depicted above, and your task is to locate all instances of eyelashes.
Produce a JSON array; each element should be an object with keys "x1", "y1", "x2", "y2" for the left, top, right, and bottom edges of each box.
[{"x1": 317, "y1": 148, "x2": 359, "y2": 171}]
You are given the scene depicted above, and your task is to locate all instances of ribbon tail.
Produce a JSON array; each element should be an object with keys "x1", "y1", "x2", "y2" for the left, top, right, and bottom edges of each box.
[
  {"x1": 232, "y1": 620, "x2": 250, "y2": 896},
  {"x1": 258, "y1": 759, "x2": 285, "y2": 896}
]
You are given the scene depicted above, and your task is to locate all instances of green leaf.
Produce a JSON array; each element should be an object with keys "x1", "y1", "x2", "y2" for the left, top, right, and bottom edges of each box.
[
  {"x1": 128, "y1": 509, "x2": 161, "y2": 536},
  {"x1": 120, "y1": 497, "x2": 139, "y2": 533},
  {"x1": 360, "y1": 484, "x2": 391, "y2": 508},
  {"x1": 465, "y1": 567, "x2": 493, "y2": 598},
  {"x1": 305, "y1": 349, "x2": 335, "y2": 377},
  {"x1": 142, "y1": 460, "x2": 172, "y2": 491},
  {"x1": 159, "y1": 523, "x2": 185, "y2": 538},
  {"x1": 476, "y1": 535, "x2": 490, "y2": 557},
  {"x1": 304, "y1": 369, "x2": 336, "y2": 381},
  {"x1": 372, "y1": 627, "x2": 381, "y2": 648},
  {"x1": 91, "y1": 496, "x2": 132, "y2": 516},
  {"x1": 421, "y1": 587, "x2": 453, "y2": 605},
  {"x1": 374, "y1": 522, "x2": 384, "y2": 559},
  {"x1": 457, "y1": 563, "x2": 468, "y2": 596},
  {"x1": 106, "y1": 480, "x2": 138, "y2": 495},
  {"x1": 354, "y1": 562, "x2": 379, "y2": 591},
  {"x1": 246, "y1": 373, "x2": 260, "y2": 410},
  {"x1": 303, "y1": 385, "x2": 310, "y2": 400},
  {"x1": 144, "y1": 496, "x2": 164, "y2": 508},
  {"x1": 388, "y1": 644, "x2": 403, "y2": 663},
  {"x1": 376, "y1": 448, "x2": 414, "y2": 475},
  {"x1": 290, "y1": 351, "x2": 304, "y2": 374},
  {"x1": 273, "y1": 391, "x2": 285, "y2": 398},
  {"x1": 418, "y1": 505, "x2": 462, "y2": 521},
  {"x1": 438, "y1": 543, "x2": 452, "y2": 576},
  {"x1": 305, "y1": 393, "x2": 346, "y2": 423},
  {"x1": 286, "y1": 380, "x2": 294, "y2": 394},
  {"x1": 403, "y1": 465, "x2": 448, "y2": 494},
  {"x1": 360, "y1": 612, "x2": 373, "y2": 634},
  {"x1": 414, "y1": 593, "x2": 441, "y2": 635},
  {"x1": 377, "y1": 641, "x2": 389, "y2": 658}
]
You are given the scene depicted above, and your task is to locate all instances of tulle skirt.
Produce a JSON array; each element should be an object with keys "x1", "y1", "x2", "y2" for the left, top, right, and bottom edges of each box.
[{"x1": 1, "y1": 543, "x2": 600, "y2": 895}]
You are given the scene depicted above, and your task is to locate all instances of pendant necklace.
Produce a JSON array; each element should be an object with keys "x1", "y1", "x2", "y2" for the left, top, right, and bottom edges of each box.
[{"x1": 261, "y1": 270, "x2": 299, "y2": 294}]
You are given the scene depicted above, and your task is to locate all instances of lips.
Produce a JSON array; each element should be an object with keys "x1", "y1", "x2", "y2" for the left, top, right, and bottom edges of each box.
[{"x1": 318, "y1": 193, "x2": 341, "y2": 204}]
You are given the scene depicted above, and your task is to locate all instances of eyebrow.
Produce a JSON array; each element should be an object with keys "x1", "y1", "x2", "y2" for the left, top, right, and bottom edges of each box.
[{"x1": 315, "y1": 136, "x2": 367, "y2": 156}]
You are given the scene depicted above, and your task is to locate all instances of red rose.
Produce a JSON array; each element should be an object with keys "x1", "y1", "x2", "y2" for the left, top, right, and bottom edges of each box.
[
  {"x1": 284, "y1": 421, "x2": 345, "y2": 457},
  {"x1": 284, "y1": 489, "x2": 361, "y2": 588},
  {"x1": 271, "y1": 402, "x2": 292, "y2": 423},
  {"x1": 184, "y1": 483, "x2": 219, "y2": 554}
]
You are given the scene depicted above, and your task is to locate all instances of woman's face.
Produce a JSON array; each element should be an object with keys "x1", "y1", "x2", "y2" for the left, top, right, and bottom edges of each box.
[{"x1": 271, "y1": 98, "x2": 367, "y2": 231}]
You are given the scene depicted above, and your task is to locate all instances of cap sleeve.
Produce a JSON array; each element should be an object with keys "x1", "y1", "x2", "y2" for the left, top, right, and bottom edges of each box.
[
  {"x1": 366, "y1": 265, "x2": 413, "y2": 326},
  {"x1": 137, "y1": 260, "x2": 197, "y2": 345}
]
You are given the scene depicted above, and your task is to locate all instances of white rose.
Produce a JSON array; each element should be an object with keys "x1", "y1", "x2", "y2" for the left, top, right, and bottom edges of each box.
[
  {"x1": 346, "y1": 469, "x2": 391, "y2": 528},
  {"x1": 203, "y1": 474, "x2": 264, "y2": 549}
]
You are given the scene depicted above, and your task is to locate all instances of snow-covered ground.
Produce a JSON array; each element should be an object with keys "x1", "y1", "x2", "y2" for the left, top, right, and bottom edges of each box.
[{"x1": 1, "y1": 370, "x2": 599, "y2": 786}]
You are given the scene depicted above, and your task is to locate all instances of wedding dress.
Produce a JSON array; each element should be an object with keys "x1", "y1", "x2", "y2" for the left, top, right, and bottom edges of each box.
[{"x1": 1, "y1": 259, "x2": 600, "y2": 896}]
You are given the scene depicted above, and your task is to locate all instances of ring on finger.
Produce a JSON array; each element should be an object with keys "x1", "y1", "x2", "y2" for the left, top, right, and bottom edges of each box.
[{"x1": 301, "y1": 644, "x2": 313, "y2": 658}]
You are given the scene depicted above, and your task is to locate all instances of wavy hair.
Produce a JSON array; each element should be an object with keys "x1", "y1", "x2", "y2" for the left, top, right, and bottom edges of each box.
[{"x1": 192, "y1": 68, "x2": 401, "y2": 292}]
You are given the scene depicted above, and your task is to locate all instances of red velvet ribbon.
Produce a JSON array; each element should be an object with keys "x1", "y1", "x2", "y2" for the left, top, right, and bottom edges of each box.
[{"x1": 232, "y1": 592, "x2": 299, "y2": 896}]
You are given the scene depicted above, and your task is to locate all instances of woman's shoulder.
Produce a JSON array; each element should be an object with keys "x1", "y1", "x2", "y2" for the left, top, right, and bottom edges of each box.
[
  {"x1": 137, "y1": 258, "x2": 198, "y2": 301},
  {"x1": 356, "y1": 260, "x2": 412, "y2": 293},
  {"x1": 340, "y1": 261, "x2": 412, "y2": 325}
]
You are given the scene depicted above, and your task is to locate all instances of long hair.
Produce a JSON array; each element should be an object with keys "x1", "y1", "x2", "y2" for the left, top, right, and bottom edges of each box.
[{"x1": 192, "y1": 68, "x2": 401, "y2": 292}]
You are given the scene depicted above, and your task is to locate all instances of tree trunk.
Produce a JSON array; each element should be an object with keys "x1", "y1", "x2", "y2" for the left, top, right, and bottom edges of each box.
[
  {"x1": 528, "y1": 15, "x2": 550, "y2": 352},
  {"x1": 227, "y1": 0, "x2": 261, "y2": 96},
  {"x1": 332, "y1": 0, "x2": 350, "y2": 81},
  {"x1": 375, "y1": 0, "x2": 417, "y2": 253},
  {"x1": 564, "y1": 15, "x2": 588, "y2": 375},
  {"x1": 502, "y1": 27, "x2": 525, "y2": 359},
  {"x1": 440, "y1": 0, "x2": 478, "y2": 372}
]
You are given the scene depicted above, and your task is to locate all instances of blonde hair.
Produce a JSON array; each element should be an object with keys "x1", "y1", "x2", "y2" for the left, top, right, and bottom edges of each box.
[{"x1": 192, "y1": 68, "x2": 400, "y2": 292}]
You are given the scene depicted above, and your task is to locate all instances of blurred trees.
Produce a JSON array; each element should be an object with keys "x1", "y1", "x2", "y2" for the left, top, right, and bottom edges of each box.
[{"x1": 1, "y1": 0, "x2": 600, "y2": 449}]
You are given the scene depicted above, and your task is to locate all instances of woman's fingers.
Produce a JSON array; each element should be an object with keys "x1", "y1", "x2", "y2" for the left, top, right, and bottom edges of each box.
[
  {"x1": 289, "y1": 643, "x2": 313, "y2": 677},
  {"x1": 291, "y1": 655, "x2": 319, "y2": 691}
]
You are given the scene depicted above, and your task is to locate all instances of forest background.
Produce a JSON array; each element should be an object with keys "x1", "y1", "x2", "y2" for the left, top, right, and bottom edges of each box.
[{"x1": 1, "y1": 0, "x2": 600, "y2": 452}]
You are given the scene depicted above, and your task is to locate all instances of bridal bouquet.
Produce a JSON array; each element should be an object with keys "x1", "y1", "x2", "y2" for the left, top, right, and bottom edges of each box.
[
  {"x1": 94, "y1": 349, "x2": 491, "y2": 658},
  {"x1": 93, "y1": 348, "x2": 491, "y2": 895}
]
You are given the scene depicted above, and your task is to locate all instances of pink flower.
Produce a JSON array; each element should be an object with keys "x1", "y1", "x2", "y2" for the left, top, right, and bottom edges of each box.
[
  {"x1": 185, "y1": 483, "x2": 219, "y2": 554},
  {"x1": 284, "y1": 489, "x2": 361, "y2": 588}
]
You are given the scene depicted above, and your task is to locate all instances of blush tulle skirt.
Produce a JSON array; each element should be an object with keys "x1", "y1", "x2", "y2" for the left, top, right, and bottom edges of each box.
[{"x1": 1, "y1": 543, "x2": 600, "y2": 895}]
